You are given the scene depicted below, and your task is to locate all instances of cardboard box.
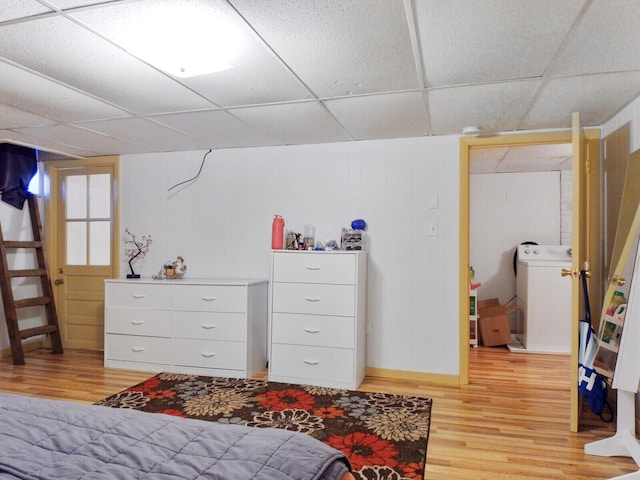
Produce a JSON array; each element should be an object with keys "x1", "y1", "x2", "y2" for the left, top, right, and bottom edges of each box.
[
  {"x1": 480, "y1": 304, "x2": 518, "y2": 319},
  {"x1": 477, "y1": 297, "x2": 515, "y2": 347},
  {"x1": 479, "y1": 315, "x2": 512, "y2": 346},
  {"x1": 477, "y1": 297, "x2": 500, "y2": 310}
]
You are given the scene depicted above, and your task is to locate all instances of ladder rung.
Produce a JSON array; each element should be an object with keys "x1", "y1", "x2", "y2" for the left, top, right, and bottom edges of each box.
[
  {"x1": 2, "y1": 241, "x2": 43, "y2": 249},
  {"x1": 7, "y1": 269, "x2": 48, "y2": 278},
  {"x1": 1, "y1": 195, "x2": 63, "y2": 365},
  {"x1": 14, "y1": 296, "x2": 51, "y2": 309},
  {"x1": 19, "y1": 324, "x2": 58, "y2": 340}
]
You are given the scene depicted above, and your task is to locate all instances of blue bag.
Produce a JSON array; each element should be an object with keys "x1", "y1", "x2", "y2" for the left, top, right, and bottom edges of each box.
[{"x1": 577, "y1": 271, "x2": 613, "y2": 422}]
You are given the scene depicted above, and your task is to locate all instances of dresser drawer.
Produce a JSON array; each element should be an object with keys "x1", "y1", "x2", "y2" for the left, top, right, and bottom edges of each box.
[
  {"x1": 174, "y1": 285, "x2": 246, "y2": 313},
  {"x1": 173, "y1": 338, "x2": 245, "y2": 370},
  {"x1": 105, "y1": 307, "x2": 172, "y2": 337},
  {"x1": 173, "y1": 311, "x2": 246, "y2": 341},
  {"x1": 270, "y1": 344, "x2": 354, "y2": 384},
  {"x1": 273, "y1": 253, "x2": 355, "y2": 284},
  {"x1": 105, "y1": 334, "x2": 171, "y2": 364},
  {"x1": 105, "y1": 283, "x2": 172, "y2": 309},
  {"x1": 273, "y1": 283, "x2": 355, "y2": 316},
  {"x1": 272, "y1": 313, "x2": 354, "y2": 349}
]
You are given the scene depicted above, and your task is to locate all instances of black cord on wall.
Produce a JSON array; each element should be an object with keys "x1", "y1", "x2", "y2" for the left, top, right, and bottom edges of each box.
[{"x1": 167, "y1": 148, "x2": 213, "y2": 191}]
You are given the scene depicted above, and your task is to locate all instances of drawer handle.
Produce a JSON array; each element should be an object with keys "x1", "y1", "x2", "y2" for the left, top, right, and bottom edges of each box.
[
  {"x1": 303, "y1": 359, "x2": 320, "y2": 366},
  {"x1": 201, "y1": 324, "x2": 217, "y2": 330},
  {"x1": 130, "y1": 320, "x2": 145, "y2": 326},
  {"x1": 304, "y1": 328, "x2": 320, "y2": 334},
  {"x1": 131, "y1": 294, "x2": 146, "y2": 299},
  {"x1": 305, "y1": 297, "x2": 321, "y2": 302},
  {"x1": 201, "y1": 352, "x2": 216, "y2": 358},
  {"x1": 305, "y1": 266, "x2": 322, "y2": 271},
  {"x1": 131, "y1": 347, "x2": 145, "y2": 353},
  {"x1": 202, "y1": 296, "x2": 217, "y2": 302}
]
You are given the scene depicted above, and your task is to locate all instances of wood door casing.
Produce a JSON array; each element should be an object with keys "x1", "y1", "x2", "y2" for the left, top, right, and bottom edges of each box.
[
  {"x1": 567, "y1": 113, "x2": 602, "y2": 432},
  {"x1": 44, "y1": 157, "x2": 119, "y2": 350},
  {"x1": 459, "y1": 124, "x2": 600, "y2": 434}
]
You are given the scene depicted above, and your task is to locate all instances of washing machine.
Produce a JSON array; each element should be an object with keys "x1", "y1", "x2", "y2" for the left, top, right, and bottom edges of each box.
[{"x1": 513, "y1": 245, "x2": 572, "y2": 354}]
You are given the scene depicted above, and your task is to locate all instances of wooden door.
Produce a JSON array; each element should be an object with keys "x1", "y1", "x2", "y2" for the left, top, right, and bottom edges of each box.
[
  {"x1": 569, "y1": 112, "x2": 602, "y2": 432},
  {"x1": 45, "y1": 158, "x2": 119, "y2": 350}
]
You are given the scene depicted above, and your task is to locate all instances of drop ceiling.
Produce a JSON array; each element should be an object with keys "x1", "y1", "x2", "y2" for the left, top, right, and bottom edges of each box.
[{"x1": 0, "y1": 0, "x2": 639, "y2": 160}]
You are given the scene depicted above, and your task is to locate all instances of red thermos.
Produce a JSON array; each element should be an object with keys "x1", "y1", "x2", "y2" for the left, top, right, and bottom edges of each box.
[{"x1": 272, "y1": 215, "x2": 284, "y2": 249}]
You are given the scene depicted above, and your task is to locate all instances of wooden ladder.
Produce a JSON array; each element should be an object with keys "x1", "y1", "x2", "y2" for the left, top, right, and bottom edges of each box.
[{"x1": 0, "y1": 195, "x2": 63, "y2": 365}]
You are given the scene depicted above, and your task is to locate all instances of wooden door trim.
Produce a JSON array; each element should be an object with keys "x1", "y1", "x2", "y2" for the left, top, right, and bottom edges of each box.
[
  {"x1": 43, "y1": 156, "x2": 120, "y2": 350},
  {"x1": 459, "y1": 129, "x2": 600, "y2": 388},
  {"x1": 44, "y1": 156, "x2": 120, "y2": 280}
]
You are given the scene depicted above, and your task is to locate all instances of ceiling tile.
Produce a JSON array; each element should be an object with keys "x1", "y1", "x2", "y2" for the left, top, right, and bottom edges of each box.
[
  {"x1": 10, "y1": 124, "x2": 148, "y2": 156},
  {"x1": 71, "y1": 0, "x2": 311, "y2": 107},
  {"x1": 147, "y1": 110, "x2": 280, "y2": 148},
  {"x1": 470, "y1": 147, "x2": 508, "y2": 174},
  {"x1": 230, "y1": 0, "x2": 420, "y2": 97},
  {"x1": 416, "y1": 0, "x2": 585, "y2": 86},
  {"x1": 0, "y1": 60, "x2": 128, "y2": 122},
  {"x1": 0, "y1": 15, "x2": 217, "y2": 115},
  {"x1": 73, "y1": 117, "x2": 212, "y2": 152},
  {"x1": 499, "y1": 144, "x2": 572, "y2": 172},
  {"x1": 550, "y1": 0, "x2": 640, "y2": 76},
  {"x1": 231, "y1": 102, "x2": 351, "y2": 145},
  {"x1": 324, "y1": 92, "x2": 429, "y2": 140},
  {"x1": 428, "y1": 80, "x2": 539, "y2": 135},
  {"x1": 522, "y1": 72, "x2": 640, "y2": 130},
  {"x1": 470, "y1": 144, "x2": 572, "y2": 174},
  {"x1": 0, "y1": 129, "x2": 87, "y2": 158},
  {"x1": 0, "y1": 1, "x2": 53, "y2": 22},
  {"x1": 180, "y1": 53, "x2": 312, "y2": 107},
  {"x1": 0, "y1": 103, "x2": 57, "y2": 129},
  {"x1": 45, "y1": 1, "x2": 118, "y2": 9}
]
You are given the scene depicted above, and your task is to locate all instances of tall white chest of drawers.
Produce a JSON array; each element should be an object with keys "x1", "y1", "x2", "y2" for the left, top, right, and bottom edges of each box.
[
  {"x1": 269, "y1": 251, "x2": 367, "y2": 389},
  {"x1": 104, "y1": 278, "x2": 268, "y2": 378}
]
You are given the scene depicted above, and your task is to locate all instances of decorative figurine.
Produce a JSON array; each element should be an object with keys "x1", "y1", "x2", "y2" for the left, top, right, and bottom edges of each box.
[{"x1": 173, "y1": 256, "x2": 187, "y2": 278}]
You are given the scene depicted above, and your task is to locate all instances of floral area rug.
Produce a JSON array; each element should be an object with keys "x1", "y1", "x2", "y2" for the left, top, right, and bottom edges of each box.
[{"x1": 96, "y1": 373, "x2": 432, "y2": 480}]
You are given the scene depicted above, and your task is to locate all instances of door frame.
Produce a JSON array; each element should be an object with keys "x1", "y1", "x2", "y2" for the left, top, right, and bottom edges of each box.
[
  {"x1": 43, "y1": 156, "x2": 120, "y2": 347},
  {"x1": 459, "y1": 130, "x2": 600, "y2": 430}
]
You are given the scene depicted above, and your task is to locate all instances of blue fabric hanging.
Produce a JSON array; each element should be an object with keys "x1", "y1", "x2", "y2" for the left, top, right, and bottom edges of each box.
[
  {"x1": 578, "y1": 270, "x2": 614, "y2": 422},
  {"x1": 0, "y1": 143, "x2": 37, "y2": 209}
]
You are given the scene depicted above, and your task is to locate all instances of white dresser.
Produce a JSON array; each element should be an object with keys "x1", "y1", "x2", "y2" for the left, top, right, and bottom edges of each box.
[
  {"x1": 104, "y1": 278, "x2": 268, "y2": 378},
  {"x1": 269, "y1": 251, "x2": 367, "y2": 389}
]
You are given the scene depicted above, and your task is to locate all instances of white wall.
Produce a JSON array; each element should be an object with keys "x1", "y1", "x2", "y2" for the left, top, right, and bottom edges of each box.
[
  {"x1": 119, "y1": 136, "x2": 462, "y2": 376},
  {"x1": 470, "y1": 171, "x2": 562, "y2": 308}
]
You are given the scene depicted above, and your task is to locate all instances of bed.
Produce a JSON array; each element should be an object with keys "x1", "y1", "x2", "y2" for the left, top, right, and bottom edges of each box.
[{"x1": 0, "y1": 393, "x2": 354, "y2": 480}]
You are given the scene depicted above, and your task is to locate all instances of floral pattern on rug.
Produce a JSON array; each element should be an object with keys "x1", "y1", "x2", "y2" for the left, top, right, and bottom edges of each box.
[{"x1": 97, "y1": 373, "x2": 432, "y2": 480}]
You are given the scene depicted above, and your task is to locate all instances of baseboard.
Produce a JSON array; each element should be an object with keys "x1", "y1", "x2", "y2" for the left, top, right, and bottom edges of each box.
[
  {"x1": 0, "y1": 339, "x2": 45, "y2": 359},
  {"x1": 365, "y1": 366, "x2": 461, "y2": 385}
]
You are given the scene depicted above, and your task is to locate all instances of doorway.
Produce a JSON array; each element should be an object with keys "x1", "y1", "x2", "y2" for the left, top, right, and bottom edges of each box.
[
  {"x1": 459, "y1": 126, "x2": 601, "y2": 432},
  {"x1": 469, "y1": 143, "x2": 574, "y2": 320},
  {"x1": 43, "y1": 156, "x2": 120, "y2": 350}
]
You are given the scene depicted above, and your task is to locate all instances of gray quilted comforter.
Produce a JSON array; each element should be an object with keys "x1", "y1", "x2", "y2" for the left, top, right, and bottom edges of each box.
[{"x1": 0, "y1": 393, "x2": 350, "y2": 480}]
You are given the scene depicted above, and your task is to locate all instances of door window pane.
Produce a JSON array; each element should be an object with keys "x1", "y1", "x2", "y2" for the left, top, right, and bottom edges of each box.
[
  {"x1": 67, "y1": 222, "x2": 87, "y2": 265},
  {"x1": 66, "y1": 175, "x2": 87, "y2": 219},
  {"x1": 89, "y1": 221, "x2": 111, "y2": 265},
  {"x1": 89, "y1": 174, "x2": 111, "y2": 218}
]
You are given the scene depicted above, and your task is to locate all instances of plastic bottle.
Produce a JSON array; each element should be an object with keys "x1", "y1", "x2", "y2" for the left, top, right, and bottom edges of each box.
[{"x1": 272, "y1": 215, "x2": 284, "y2": 249}]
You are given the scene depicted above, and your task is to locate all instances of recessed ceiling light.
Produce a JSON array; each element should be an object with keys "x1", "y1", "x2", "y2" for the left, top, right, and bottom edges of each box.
[{"x1": 121, "y1": 4, "x2": 242, "y2": 78}]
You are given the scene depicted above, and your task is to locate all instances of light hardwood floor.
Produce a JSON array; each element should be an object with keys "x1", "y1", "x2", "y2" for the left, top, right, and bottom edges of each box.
[{"x1": 0, "y1": 347, "x2": 635, "y2": 479}]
